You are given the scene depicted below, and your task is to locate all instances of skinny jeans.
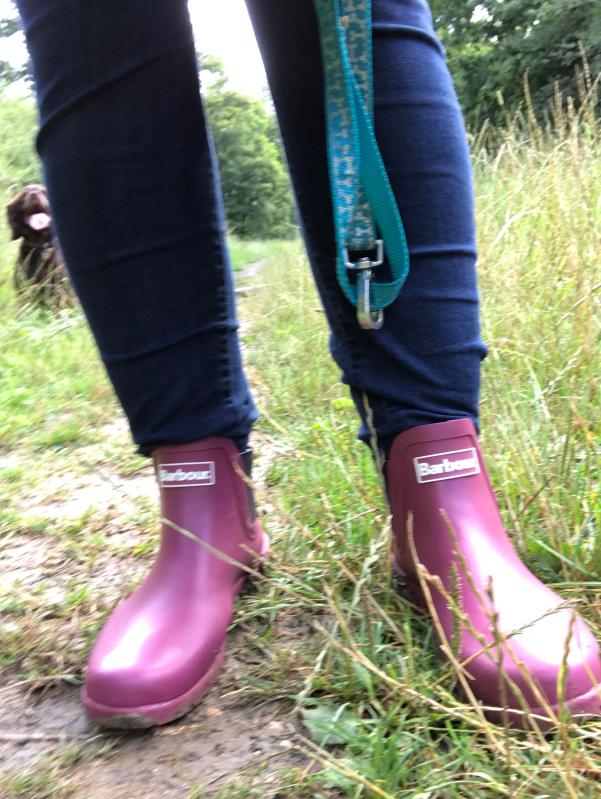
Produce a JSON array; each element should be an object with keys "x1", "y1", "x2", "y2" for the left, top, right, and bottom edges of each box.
[{"x1": 16, "y1": 0, "x2": 487, "y2": 454}]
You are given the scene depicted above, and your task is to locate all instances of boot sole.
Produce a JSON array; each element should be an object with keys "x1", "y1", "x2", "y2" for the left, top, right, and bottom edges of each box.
[
  {"x1": 81, "y1": 641, "x2": 226, "y2": 729},
  {"x1": 82, "y1": 529, "x2": 270, "y2": 729}
]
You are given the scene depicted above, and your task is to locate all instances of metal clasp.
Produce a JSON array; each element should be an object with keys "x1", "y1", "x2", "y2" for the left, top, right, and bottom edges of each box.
[{"x1": 343, "y1": 239, "x2": 384, "y2": 330}]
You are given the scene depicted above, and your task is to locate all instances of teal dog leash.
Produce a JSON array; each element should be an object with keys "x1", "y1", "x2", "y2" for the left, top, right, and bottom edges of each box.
[{"x1": 313, "y1": 0, "x2": 409, "y2": 329}]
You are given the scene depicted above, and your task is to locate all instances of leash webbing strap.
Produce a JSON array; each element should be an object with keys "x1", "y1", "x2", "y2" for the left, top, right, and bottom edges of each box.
[{"x1": 313, "y1": 0, "x2": 410, "y2": 329}]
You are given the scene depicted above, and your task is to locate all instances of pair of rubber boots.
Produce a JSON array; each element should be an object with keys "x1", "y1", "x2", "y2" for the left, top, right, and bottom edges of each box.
[{"x1": 82, "y1": 421, "x2": 601, "y2": 728}]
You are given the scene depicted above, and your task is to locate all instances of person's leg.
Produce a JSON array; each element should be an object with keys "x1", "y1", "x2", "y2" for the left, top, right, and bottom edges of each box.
[
  {"x1": 244, "y1": 0, "x2": 486, "y2": 453},
  {"x1": 15, "y1": 0, "x2": 267, "y2": 728},
  {"x1": 245, "y1": 0, "x2": 601, "y2": 722},
  {"x1": 16, "y1": 0, "x2": 256, "y2": 453}
]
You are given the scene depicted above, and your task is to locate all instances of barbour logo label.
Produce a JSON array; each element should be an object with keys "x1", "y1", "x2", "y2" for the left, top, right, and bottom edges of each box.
[
  {"x1": 159, "y1": 461, "x2": 215, "y2": 488},
  {"x1": 414, "y1": 448, "x2": 480, "y2": 484}
]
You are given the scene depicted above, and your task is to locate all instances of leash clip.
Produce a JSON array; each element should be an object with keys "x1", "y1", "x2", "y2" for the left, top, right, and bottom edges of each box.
[{"x1": 344, "y1": 239, "x2": 384, "y2": 330}]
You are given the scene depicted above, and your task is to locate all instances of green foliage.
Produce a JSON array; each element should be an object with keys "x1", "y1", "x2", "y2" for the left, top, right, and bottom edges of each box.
[
  {"x1": 0, "y1": 5, "x2": 31, "y2": 88},
  {"x1": 198, "y1": 49, "x2": 295, "y2": 239},
  {"x1": 228, "y1": 235, "x2": 288, "y2": 271},
  {"x1": 0, "y1": 90, "x2": 41, "y2": 194},
  {"x1": 430, "y1": 0, "x2": 601, "y2": 128},
  {"x1": 0, "y1": 39, "x2": 296, "y2": 241},
  {"x1": 198, "y1": 51, "x2": 228, "y2": 94},
  {"x1": 0, "y1": 15, "x2": 19, "y2": 37},
  {"x1": 205, "y1": 87, "x2": 296, "y2": 239}
]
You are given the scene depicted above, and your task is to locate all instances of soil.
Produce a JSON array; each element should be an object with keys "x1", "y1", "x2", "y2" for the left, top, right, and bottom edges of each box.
[
  {"x1": 0, "y1": 416, "x2": 307, "y2": 796},
  {"x1": 0, "y1": 653, "x2": 303, "y2": 798}
]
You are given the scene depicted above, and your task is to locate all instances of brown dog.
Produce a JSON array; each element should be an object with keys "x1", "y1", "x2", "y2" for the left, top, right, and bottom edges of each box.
[{"x1": 6, "y1": 184, "x2": 72, "y2": 308}]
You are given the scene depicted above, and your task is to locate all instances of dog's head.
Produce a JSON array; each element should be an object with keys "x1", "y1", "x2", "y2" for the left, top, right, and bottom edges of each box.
[{"x1": 6, "y1": 185, "x2": 53, "y2": 246}]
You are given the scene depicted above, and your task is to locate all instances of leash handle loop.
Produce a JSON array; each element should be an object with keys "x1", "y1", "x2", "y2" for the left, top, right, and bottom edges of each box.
[{"x1": 314, "y1": 0, "x2": 410, "y2": 327}]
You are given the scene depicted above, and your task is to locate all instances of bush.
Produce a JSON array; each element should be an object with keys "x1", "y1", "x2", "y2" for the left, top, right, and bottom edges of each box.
[
  {"x1": 205, "y1": 90, "x2": 296, "y2": 239},
  {"x1": 0, "y1": 89, "x2": 41, "y2": 197}
]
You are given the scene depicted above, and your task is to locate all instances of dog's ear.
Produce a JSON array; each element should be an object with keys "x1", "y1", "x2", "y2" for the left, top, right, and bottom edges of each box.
[{"x1": 6, "y1": 195, "x2": 24, "y2": 240}]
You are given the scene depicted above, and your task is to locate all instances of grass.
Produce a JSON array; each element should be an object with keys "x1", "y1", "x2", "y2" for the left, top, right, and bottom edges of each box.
[
  {"x1": 228, "y1": 236, "x2": 290, "y2": 271},
  {"x1": 0, "y1": 744, "x2": 115, "y2": 799},
  {"x1": 1, "y1": 107, "x2": 600, "y2": 796}
]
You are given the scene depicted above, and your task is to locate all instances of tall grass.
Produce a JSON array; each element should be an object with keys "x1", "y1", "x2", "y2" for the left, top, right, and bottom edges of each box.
[
  {"x1": 475, "y1": 96, "x2": 601, "y2": 580},
  {"x1": 230, "y1": 105, "x2": 601, "y2": 795},
  {"x1": 0, "y1": 97, "x2": 600, "y2": 796}
]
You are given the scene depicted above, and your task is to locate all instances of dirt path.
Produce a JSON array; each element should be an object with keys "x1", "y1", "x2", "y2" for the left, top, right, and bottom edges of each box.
[
  {"x1": 0, "y1": 408, "x2": 308, "y2": 796},
  {"x1": 1, "y1": 649, "x2": 302, "y2": 798}
]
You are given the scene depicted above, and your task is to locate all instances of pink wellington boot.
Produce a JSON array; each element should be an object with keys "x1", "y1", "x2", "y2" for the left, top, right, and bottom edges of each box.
[
  {"x1": 386, "y1": 419, "x2": 601, "y2": 726},
  {"x1": 82, "y1": 437, "x2": 269, "y2": 728}
]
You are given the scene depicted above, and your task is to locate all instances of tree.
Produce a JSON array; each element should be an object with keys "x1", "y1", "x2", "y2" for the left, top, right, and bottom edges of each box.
[
  {"x1": 429, "y1": 0, "x2": 601, "y2": 129},
  {"x1": 0, "y1": 7, "x2": 31, "y2": 87},
  {"x1": 200, "y1": 54, "x2": 295, "y2": 239},
  {"x1": 0, "y1": 21, "x2": 296, "y2": 239},
  {"x1": 204, "y1": 90, "x2": 296, "y2": 239}
]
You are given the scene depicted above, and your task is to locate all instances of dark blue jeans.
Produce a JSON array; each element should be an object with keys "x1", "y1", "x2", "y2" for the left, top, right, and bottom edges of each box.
[{"x1": 16, "y1": 0, "x2": 487, "y2": 454}]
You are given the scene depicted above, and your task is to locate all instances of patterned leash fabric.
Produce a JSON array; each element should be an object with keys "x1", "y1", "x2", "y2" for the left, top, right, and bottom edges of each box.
[{"x1": 313, "y1": 0, "x2": 410, "y2": 329}]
